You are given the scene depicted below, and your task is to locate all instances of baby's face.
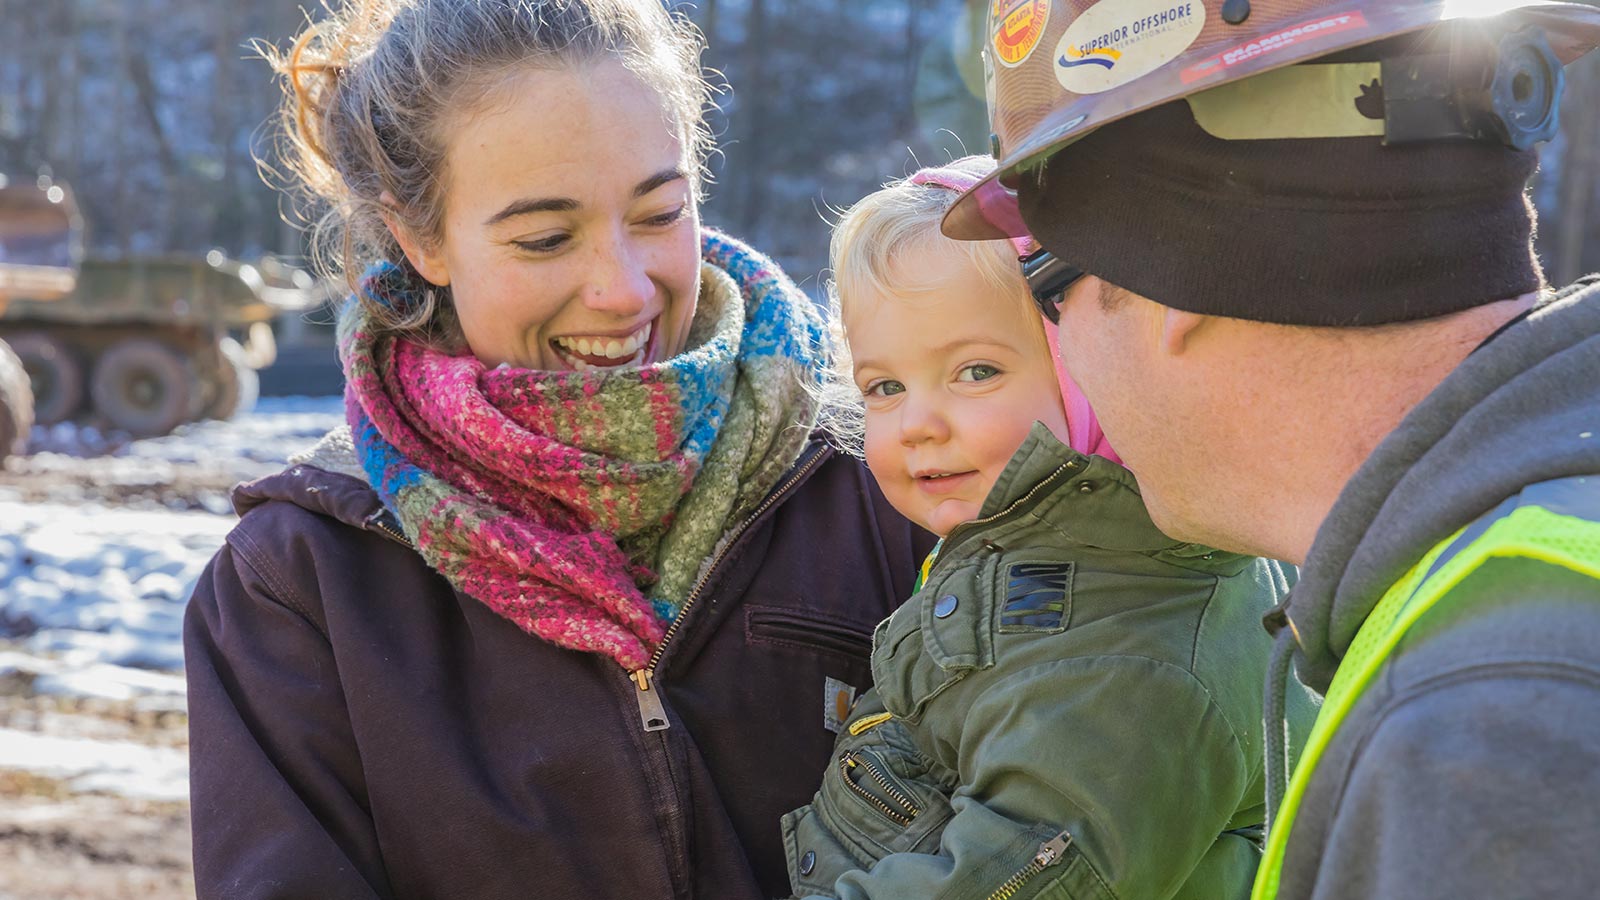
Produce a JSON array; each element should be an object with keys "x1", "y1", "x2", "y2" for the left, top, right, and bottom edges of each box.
[{"x1": 847, "y1": 245, "x2": 1070, "y2": 537}]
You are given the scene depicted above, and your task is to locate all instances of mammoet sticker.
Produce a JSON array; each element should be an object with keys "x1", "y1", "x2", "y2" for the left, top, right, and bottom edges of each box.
[
  {"x1": 1180, "y1": 12, "x2": 1370, "y2": 83},
  {"x1": 1054, "y1": 0, "x2": 1205, "y2": 94},
  {"x1": 992, "y1": 0, "x2": 1051, "y2": 68}
]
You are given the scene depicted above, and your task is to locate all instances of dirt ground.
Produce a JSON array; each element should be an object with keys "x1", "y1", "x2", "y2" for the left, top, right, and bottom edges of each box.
[
  {"x1": 0, "y1": 450, "x2": 250, "y2": 512},
  {"x1": 0, "y1": 666, "x2": 193, "y2": 899},
  {"x1": 0, "y1": 448, "x2": 217, "y2": 898}
]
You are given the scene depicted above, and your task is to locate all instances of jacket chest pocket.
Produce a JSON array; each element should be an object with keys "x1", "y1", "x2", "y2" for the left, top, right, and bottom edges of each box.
[
  {"x1": 871, "y1": 557, "x2": 998, "y2": 722},
  {"x1": 745, "y1": 605, "x2": 875, "y2": 661}
]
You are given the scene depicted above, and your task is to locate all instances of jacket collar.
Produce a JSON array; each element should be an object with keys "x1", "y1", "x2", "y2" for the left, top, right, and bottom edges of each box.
[{"x1": 945, "y1": 423, "x2": 1241, "y2": 572}]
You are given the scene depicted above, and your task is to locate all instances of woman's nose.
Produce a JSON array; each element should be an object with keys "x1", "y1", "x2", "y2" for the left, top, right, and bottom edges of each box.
[
  {"x1": 899, "y1": 395, "x2": 950, "y2": 446},
  {"x1": 582, "y1": 233, "x2": 654, "y2": 316}
]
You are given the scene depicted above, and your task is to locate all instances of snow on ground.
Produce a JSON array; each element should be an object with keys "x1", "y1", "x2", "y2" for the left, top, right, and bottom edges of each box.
[
  {"x1": 0, "y1": 396, "x2": 343, "y2": 813},
  {"x1": 0, "y1": 729, "x2": 187, "y2": 801},
  {"x1": 0, "y1": 504, "x2": 233, "y2": 672}
]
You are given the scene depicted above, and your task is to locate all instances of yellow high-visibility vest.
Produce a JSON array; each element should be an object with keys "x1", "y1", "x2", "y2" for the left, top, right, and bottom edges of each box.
[{"x1": 1253, "y1": 477, "x2": 1600, "y2": 900}]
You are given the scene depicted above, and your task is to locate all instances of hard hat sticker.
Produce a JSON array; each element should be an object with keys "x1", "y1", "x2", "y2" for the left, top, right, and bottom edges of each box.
[
  {"x1": 1180, "y1": 12, "x2": 1370, "y2": 84},
  {"x1": 1053, "y1": 0, "x2": 1205, "y2": 94},
  {"x1": 992, "y1": 0, "x2": 1051, "y2": 68}
]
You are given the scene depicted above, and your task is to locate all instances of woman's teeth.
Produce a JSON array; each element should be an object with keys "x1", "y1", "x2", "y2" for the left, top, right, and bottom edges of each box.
[{"x1": 552, "y1": 321, "x2": 653, "y2": 369}]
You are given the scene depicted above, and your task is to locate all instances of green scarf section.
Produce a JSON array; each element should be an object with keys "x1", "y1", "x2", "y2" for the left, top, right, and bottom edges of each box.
[{"x1": 341, "y1": 229, "x2": 825, "y2": 666}]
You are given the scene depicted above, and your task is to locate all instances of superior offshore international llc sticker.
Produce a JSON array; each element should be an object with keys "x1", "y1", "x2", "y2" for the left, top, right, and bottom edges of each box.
[
  {"x1": 992, "y1": 0, "x2": 1051, "y2": 68},
  {"x1": 1054, "y1": 0, "x2": 1206, "y2": 94}
]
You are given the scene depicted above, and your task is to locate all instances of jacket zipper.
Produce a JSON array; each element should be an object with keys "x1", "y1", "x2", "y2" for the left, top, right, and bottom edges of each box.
[
  {"x1": 628, "y1": 444, "x2": 830, "y2": 731},
  {"x1": 985, "y1": 832, "x2": 1073, "y2": 900},
  {"x1": 364, "y1": 509, "x2": 414, "y2": 548},
  {"x1": 932, "y1": 460, "x2": 1080, "y2": 578},
  {"x1": 838, "y1": 749, "x2": 921, "y2": 826}
]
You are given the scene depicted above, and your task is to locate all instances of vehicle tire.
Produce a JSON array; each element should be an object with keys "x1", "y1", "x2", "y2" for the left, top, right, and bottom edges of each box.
[
  {"x1": 203, "y1": 337, "x2": 259, "y2": 421},
  {"x1": 7, "y1": 331, "x2": 84, "y2": 426},
  {"x1": 0, "y1": 339, "x2": 34, "y2": 460},
  {"x1": 89, "y1": 338, "x2": 195, "y2": 437}
]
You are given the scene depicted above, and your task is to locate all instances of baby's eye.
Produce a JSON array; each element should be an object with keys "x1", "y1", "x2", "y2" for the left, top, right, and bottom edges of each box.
[
  {"x1": 957, "y1": 364, "x2": 1000, "y2": 382},
  {"x1": 864, "y1": 379, "x2": 905, "y2": 397}
]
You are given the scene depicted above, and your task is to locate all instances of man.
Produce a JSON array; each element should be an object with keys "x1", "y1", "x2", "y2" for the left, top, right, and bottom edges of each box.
[{"x1": 944, "y1": 1, "x2": 1600, "y2": 898}]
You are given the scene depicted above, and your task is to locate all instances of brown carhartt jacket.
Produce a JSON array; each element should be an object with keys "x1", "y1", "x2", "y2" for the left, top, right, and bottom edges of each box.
[{"x1": 184, "y1": 439, "x2": 934, "y2": 899}]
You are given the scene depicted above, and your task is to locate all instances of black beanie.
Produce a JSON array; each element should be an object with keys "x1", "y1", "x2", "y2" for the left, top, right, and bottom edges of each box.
[{"x1": 1016, "y1": 99, "x2": 1543, "y2": 326}]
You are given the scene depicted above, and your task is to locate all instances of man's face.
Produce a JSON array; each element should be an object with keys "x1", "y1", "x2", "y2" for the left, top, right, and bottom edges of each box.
[{"x1": 1053, "y1": 277, "x2": 1220, "y2": 545}]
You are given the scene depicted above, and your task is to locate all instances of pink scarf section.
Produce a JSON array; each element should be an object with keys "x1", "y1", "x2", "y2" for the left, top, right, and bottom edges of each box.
[
  {"x1": 1042, "y1": 317, "x2": 1121, "y2": 465},
  {"x1": 349, "y1": 339, "x2": 680, "y2": 669}
]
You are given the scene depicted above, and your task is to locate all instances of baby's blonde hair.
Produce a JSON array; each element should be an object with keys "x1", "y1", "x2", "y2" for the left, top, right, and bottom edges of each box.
[{"x1": 817, "y1": 155, "x2": 1040, "y2": 456}]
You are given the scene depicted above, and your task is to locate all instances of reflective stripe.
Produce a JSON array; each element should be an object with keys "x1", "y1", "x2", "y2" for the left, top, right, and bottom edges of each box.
[{"x1": 1254, "y1": 480, "x2": 1600, "y2": 900}]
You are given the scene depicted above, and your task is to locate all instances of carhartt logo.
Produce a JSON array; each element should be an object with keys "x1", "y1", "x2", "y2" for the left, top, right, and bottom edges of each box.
[
  {"x1": 1355, "y1": 78, "x2": 1385, "y2": 120},
  {"x1": 823, "y1": 677, "x2": 858, "y2": 733},
  {"x1": 1001, "y1": 562, "x2": 1072, "y2": 633}
]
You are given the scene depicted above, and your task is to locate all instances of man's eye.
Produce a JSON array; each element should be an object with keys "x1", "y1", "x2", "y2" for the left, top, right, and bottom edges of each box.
[
  {"x1": 957, "y1": 364, "x2": 1000, "y2": 382},
  {"x1": 864, "y1": 379, "x2": 905, "y2": 397}
]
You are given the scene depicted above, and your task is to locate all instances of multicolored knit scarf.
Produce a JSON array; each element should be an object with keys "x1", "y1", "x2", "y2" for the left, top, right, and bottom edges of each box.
[{"x1": 340, "y1": 230, "x2": 824, "y2": 670}]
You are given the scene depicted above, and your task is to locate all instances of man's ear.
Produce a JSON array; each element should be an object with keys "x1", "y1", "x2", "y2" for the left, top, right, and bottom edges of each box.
[
  {"x1": 379, "y1": 191, "x2": 449, "y2": 286},
  {"x1": 1159, "y1": 306, "x2": 1207, "y2": 356}
]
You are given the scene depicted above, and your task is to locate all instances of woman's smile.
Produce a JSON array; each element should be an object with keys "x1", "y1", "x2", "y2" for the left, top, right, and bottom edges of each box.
[{"x1": 550, "y1": 318, "x2": 657, "y2": 370}]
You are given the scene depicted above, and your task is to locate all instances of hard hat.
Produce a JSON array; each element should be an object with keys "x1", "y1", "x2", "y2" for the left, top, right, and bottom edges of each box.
[{"x1": 943, "y1": 0, "x2": 1600, "y2": 241}]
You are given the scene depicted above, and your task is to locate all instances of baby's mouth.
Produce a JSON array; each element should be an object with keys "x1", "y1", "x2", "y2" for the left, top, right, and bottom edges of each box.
[
  {"x1": 550, "y1": 320, "x2": 654, "y2": 371},
  {"x1": 915, "y1": 469, "x2": 979, "y2": 493}
]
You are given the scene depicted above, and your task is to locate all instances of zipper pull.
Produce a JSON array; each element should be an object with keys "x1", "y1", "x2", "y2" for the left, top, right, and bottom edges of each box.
[
  {"x1": 631, "y1": 669, "x2": 671, "y2": 732},
  {"x1": 1034, "y1": 832, "x2": 1072, "y2": 868}
]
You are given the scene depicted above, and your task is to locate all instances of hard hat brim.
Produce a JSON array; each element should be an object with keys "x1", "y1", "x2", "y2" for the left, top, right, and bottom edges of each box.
[{"x1": 943, "y1": 0, "x2": 1600, "y2": 242}]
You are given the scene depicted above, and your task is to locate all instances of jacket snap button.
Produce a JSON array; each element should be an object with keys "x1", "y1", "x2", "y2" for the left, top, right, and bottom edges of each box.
[
  {"x1": 934, "y1": 595, "x2": 959, "y2": 618},
  {"x1": 800, "y1": 850, "x2": 817, "y2": 875},
  {"x1": 1077, "y1": 482, "x2": 1094, "y2": 493}
]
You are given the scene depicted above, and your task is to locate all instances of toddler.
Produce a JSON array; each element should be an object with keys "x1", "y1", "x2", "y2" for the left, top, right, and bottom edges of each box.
[{"x1": 784, "y1": 157, "x2": 1315, "y2": 900}]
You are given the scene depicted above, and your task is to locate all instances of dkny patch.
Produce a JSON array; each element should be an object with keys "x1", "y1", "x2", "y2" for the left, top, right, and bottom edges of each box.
[{"x1": 1000, "y1": 562, "x2": 1073, "y2": 633}]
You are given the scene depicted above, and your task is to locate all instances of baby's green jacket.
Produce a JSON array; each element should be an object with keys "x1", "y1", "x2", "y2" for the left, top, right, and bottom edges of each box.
[{"x1": 783, "y1": 425, "x2": 1319, "y2": 900}]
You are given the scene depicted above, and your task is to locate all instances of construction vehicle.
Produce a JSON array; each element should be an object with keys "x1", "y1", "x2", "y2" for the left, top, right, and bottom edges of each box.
[
  {"x1": 0, "y1": 251, "x2": 316, "y2": 438},
  {"x1": 0, "y1": 173, "x2": 81, "y2": 459}
]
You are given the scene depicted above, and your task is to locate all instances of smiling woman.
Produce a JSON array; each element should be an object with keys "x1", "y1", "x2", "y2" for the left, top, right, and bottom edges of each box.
[
  {"x1": 181, "y1": 2, "x2": 934, "y2": 898},
  {"x1": 392, "y1": 62, "x2": 702, "y2": 371}
]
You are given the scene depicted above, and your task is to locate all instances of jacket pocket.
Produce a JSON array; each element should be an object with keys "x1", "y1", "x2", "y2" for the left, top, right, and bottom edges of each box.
[
  {"x1": 811, "y1": 721, "x2": 956, "y2": 864},
  {"x1": 782, "y1": 802, "x2": 873, "y2": 898},
  {"x1": 837, "y1": 747, "x2": 923, "y2": 827},
  {"x1": 746, "y1": 605, "x2": 875, "y2": 660}
]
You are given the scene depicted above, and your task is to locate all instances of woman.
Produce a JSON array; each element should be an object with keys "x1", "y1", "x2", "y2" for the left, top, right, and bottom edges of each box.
[{"x1": 183, "y1": 1, "x2": 932, "y2": 897}]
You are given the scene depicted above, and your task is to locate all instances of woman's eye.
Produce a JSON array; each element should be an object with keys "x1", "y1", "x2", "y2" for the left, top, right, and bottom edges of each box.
[
  {"x1": 957, "y1": 364, "x2": 1000, "y2": 382},
  {"x1": 642, "y1": 205, "x2": 688, "y2": 228},
  {"x1": 864, "y1": 379, "x2": 905, "y2": 397},
  {"x1": 515, "y1": 234, "x2": 570, "y2": 254}
]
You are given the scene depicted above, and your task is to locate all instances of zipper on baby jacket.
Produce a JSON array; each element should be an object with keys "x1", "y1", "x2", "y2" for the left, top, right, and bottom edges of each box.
[
  {"x1": 627, "y1": 443, "x2": 829, "y2": 731},
  {"x1": 838, "y1": 749, "x2": 922, "y2": 826},
  {"x1": 929, "y1": 459, "x2": 1082, "y2": 585},
  {"x1": 986, "y1": 831, "x2": 1073, "y2": 900}
]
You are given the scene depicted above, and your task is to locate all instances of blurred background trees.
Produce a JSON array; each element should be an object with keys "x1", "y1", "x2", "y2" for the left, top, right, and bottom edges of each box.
[{"x1": 1, "y1": 0, "x2": 1597, "y2": 292}]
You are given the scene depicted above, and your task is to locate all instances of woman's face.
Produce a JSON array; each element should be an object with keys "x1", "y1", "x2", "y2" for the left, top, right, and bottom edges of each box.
[{"x1": 398, "y1": 59, "x2": 701, "y2": 371}]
